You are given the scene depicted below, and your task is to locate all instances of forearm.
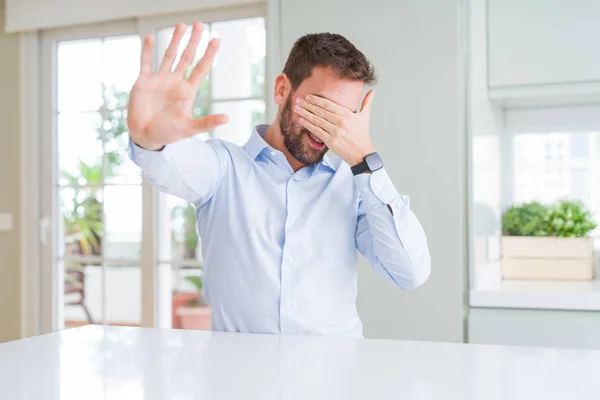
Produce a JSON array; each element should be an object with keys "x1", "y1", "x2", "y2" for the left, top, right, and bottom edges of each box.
[
  {"x1": 355, "y1": 169, "x2": 431, "y2": 289},
  {"x1": 129, "y1": 136, "x2": 225, "y2": 206}
]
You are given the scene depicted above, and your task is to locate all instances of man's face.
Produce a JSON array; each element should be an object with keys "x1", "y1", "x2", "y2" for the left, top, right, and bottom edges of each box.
[{"x1": 278, "y1": 66, "x2": 364, "y2": 166}]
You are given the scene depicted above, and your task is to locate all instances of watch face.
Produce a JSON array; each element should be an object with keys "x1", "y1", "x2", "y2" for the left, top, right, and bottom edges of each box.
[{"x1": 365, "y1": 153, "x2": 383, "y2": 172}]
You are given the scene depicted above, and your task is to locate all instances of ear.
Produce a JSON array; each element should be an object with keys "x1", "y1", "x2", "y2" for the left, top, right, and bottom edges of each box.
[
  {"x1": 273, "y1": 73, "x2": 291, "y2": 106},
  {"x1": 360, "y1": 90, "x2": 375, "y2": 113}
]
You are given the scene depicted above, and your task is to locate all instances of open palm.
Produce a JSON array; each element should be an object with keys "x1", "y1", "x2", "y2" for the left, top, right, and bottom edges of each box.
[{"x1": 127, "y1": 22, "x2": 228, "y2": 150}]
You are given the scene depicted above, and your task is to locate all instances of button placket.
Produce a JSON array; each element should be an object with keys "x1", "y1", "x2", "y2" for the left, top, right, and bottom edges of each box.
[{"x1": 280, "y1": 177, "x2": 297, "y2": 333}]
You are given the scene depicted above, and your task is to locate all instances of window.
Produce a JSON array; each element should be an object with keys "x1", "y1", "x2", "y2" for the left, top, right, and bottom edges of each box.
[
  {"x1": 155, "y1": 18, "x2": 266, "y2": 145},
  {"x1": 155, "y1": 17, "x2": 266, "y2": 331},
  {"x1": 469, "y1": 104, "x2": 600, "y2": 310},
  {"x1": 40, "y1": 7, "x2": 268, "y2": 333},
  {"x1": 513, "y1": 132, "x2": 600, "y2": 236},
  {"x1": 56, "y1": 35, "x2": 143, "y2": 328}
]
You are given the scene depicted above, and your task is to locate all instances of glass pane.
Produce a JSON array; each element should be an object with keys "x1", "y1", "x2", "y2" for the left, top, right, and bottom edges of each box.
[
  {"x1": 62, "y1": 263, "x2": 142, "y2": 328},
  {"x1": 513, "y1": 131, "x2": 600, "y2": 237},
  {"x1": 211, "y1": 100, "x2": 265, "y2": 145},
  {"x1": 157, "y1": 25, "x2": 211, "y2": 102},
  {"x1": 60, "y1": 187, "x2": 104, "y2": 259},
  {"x1": 58, "y1": 112, "x2": 103, "y2": 186},
  {"x1": 58, "y1": 39, "x2": 103, "y2": 113},
  {"x1": 105, "y1": 264, "x2": 141, "y2": 325},
  {"x1": 211, "y1": 18, "x2": 266, "y2": 99},
  {"x1": 159, "y1": 264, "x2": 210, "y2": 331},
  {"x1": 62, "y1": 260, "x2": 103, "y2": 329},
  {"x1": 104, "y1": 185, "x2": 142, "y2": 260},
  {"x1": 102, "y1": 36, "x2": 141, "y2": 92},
  {"x1": 158, "y1": 194, "x2": 202, "y2": 262},
  {"x1": 104, "y1": 130, "x2": 141, "y2": 185}
]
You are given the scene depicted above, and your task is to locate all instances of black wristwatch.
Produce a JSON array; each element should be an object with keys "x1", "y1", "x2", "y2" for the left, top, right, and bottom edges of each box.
[{"x1": 351, "y1": 152, "x2": 384, "y2": 175}]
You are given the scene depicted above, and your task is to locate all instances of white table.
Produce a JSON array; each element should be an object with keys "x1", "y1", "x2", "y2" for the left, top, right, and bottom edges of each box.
[{"x1": 1, "y1": 326, "x2": 600, "y2": 399}]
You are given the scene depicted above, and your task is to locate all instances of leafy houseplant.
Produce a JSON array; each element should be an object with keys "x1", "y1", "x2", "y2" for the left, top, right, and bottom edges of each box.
[
  {"x1": 62, "y1": 86, "x2": 130, "y2": 260},
  {"x1": 501, "y1": 200, "x2": 597, "y2": 281},
  {"x1": 542, "y1": 200, "x2": 597, "y2": 238},
  {"x1": 61, "y1": 86, "x2": 129, "y2": 324},
  {"x1": 501, "y1": 202, "x2": 547, "y2": 237}
]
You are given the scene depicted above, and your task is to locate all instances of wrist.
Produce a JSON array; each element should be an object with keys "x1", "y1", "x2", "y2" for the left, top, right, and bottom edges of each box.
[
  {"x1": 131, "y1": 135, "x2": 165, "y2": 151},
  {"x1": 349, "y1": 148, "x2": 376, "y2": 167}
]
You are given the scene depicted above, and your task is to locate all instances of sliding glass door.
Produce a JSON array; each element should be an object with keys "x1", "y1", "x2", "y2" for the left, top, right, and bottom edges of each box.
[{"x1": 40, "y1": 5, "x2": 267, "y2": 333}]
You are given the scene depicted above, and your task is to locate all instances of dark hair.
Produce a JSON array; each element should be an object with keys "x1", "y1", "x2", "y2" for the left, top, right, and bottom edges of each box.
[{"x1": 282, "y1": 33, "x2": 377, "y2": 90}]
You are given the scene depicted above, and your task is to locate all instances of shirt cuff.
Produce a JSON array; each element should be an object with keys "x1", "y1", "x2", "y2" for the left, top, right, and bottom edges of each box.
[
  {"x1": 353, "y1": 167, "x2": 402, "y2": 207},
  {"x1": 128, "y1": 138, "x2": 168, "y2": 171}
]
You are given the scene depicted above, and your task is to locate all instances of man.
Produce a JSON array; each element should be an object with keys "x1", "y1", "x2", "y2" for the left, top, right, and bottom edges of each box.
[{"x1": 128, "y1": 22, "x2": 431, "y2": 337}]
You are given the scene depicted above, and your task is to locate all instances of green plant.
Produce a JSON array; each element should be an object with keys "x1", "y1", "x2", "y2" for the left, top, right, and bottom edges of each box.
[
  {"x1": 171, "y1": 203, "x2": 199, "y2": 259},
  {"x1": 502, "y1": 200, "x2": 597, "y2": 237},
  {"x1": 502, "y1": 202, "x2": 548, "y2": 236},
  {"x1": 184, "y1": 275, "x2": 207, "y2": 306},
  {"x1": 62, "y1": 162, "x2": 104, "y2": 256},
  {"x1": 61, "y1": 85, "x2": 129, "y2": 259},
  {"x1": 543, "y1": 199, "x2": 597, "y2": 237}
]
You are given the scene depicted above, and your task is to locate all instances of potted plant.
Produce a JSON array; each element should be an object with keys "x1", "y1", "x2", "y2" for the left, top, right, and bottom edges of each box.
[
  {"x1": 175, "y1": 275, "x2": 212, "y2": 330},
  {"x1": 501, "y1": 200, "x2": 597, "y2": 280}
]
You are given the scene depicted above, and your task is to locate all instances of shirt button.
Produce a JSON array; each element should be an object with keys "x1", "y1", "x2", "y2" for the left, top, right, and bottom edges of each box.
[
  {"x1": 374, "y1": 184, "x2": 382, "y2": 191},
  {"x1": 287, "y1": 256, "x2": 294, "y2": 263},
  {"x1": 362, "y1": 187, "x2": 368, "y2": 193},
  {"x1": 139, "y1": 154, "x2": 146, "y2": 160},
  {"x1": 290, "y1": 215, "x2": 297, "y2": 222},
  {"x1": 271, "y1": 150, "x2": 277, "y2": 157}
]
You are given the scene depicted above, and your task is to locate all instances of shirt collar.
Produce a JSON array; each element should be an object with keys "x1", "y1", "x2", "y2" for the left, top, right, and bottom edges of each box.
[
  {"x1": 243, "y1": 124, "x2": 271, "y2": 160},
  {"x1": 243, "y1": 124, "x2": 337, "y2": 172},
  {"x1": 320, "y1": 153, "x2": 338, "y2": 172}
]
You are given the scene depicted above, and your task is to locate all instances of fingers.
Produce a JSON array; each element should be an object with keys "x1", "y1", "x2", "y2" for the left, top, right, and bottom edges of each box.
[
  {"x1": 295, "y1": 97, "x2": 344, "y2": 127},
  {"x1": 188, "y1": 38, "x2": 220, "y2": 87},
  {"x1": 185, "y1": 113, "x2": 229, "y2": 135},
  {"x1": 299, "y1": 117, "x2": 331, "y2": 144},
  {"x1": 360, "y1": 90, "x2": 375, "y2": 113},
  {"x1": 294, "y1": 102, "x2": 338, "y2": 134},
  {"x1": 174, "y1": 22, "x2": 204, "y2": 77},
  {"x1": 304, "y1": 94, "x2": 352, "y2": 117},
  {"x1": 159, "y1": 23, "x2": 186, "y2": 73},
  {"x1": 140, "y1": 35, "x2": 155, "y2": 74}
]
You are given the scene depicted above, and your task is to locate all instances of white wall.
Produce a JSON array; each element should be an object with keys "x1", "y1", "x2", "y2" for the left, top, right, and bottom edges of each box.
[
  {"x1": 488, "y1": 0, "x2": 600, "y2": 88},
  {"x1": 0, "y1": 0, "x2": 22, "y2": 343},
  {"x1": 4, "y1": 0, "x2": 261, "y2": 32},
  {"x1": 281, "y1": 0, "x2": 468, "y2": 342}
]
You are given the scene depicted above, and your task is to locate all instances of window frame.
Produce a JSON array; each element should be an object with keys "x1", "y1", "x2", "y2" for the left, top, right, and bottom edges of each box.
[{"x1": 33, "y1": 3, "x2": 276, "y2": 335}]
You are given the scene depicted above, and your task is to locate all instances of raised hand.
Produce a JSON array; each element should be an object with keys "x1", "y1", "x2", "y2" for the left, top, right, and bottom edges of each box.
[
  {"x1": 294, "y1": 91, "x2": 376, "y2": 166},
  {"x1": 127, "y1": 22, "x2": 228, "y2": 150}
]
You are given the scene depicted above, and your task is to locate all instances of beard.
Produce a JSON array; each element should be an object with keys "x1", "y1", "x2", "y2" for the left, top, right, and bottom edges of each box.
[{"x1": 279, "y1": 94, "x2": 328, "y2": 166}]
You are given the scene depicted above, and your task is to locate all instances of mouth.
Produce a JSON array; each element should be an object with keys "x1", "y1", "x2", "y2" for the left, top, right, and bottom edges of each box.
[{"x1": 306, "y1": 132, "x2": 325, "y2": 150}]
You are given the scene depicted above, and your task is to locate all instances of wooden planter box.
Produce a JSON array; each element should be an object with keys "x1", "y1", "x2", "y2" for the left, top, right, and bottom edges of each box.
[{"x1": 501, "y1": 236, "x2": 594, "y2": 281}]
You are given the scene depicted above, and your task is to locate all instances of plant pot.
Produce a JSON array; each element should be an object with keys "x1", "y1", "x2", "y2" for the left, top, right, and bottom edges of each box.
[
  {"x1": 176, "y1": 306, "x2": 212, "y2": 330},
  {"x1": 171, "y1": 292, "x2": 198, "y2": 329},
  {"x1": 501, "y1": 236, "x2": 595, "y2": 281}
]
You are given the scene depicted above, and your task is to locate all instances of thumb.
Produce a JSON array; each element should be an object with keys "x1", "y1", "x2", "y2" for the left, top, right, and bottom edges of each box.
[
  {"x1": 186, "y1": 114, "x2": 229, "y2": 136},
  {"x1": 360, "y1": 90, "x2": 375, "y2": 113}
]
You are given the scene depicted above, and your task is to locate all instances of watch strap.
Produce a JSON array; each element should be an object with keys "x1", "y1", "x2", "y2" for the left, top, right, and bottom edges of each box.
[{"x1": 351, "y1": 160, "x2": 370, "y2": 176}]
